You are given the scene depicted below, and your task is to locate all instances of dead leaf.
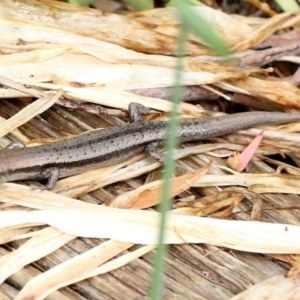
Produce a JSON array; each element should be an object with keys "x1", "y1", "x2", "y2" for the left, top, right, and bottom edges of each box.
[
  {"x1": 110, "y1": 160, "x2": 213, "y2": 209},
  {"x1": 228, "y1": 130, "x2": 264, "y2": 172}
]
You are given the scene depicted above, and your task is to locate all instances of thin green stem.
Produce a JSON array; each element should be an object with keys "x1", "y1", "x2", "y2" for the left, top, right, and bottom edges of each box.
[
  {"x1": 173, "y1": 0, "x2": 229, "y2": 56},
  {"x1": 274, "y1": 0, "x2": 299, "y2": 12},
  {"x1": 149, "y1": 25, "x2": 187, "y2": 300}
]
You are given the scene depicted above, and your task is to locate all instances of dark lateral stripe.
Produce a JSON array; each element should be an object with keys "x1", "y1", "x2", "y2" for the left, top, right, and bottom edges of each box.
[{"x1": 9, "y1": 144, "x2": 145, "y2": 176}]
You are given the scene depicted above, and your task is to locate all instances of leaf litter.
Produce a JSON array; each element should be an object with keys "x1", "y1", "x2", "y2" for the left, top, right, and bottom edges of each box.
[{"x1": 1, "y1": 0, "x2": 300, "y2": 299}]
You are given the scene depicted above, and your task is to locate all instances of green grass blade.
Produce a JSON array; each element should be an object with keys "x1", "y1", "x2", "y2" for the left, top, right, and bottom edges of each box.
[
  {"x1": 122, "y1": 0, "x2": 153, "y2": 10},
  {"x1": 172, "y1": 0, "x2": 229, "y2": 56},
  {"x1": 149, "y1": 24, "x2": 187, "y2": 300},
  {"x1": 149, "y1": 2, "x2": 228, "y2": 299},
  {"x1": 274, "y1": 0, "x2": 300, "y2": 12},
  {"x1": 69, "y1": 0, "x2": 95, "y2": 6}
]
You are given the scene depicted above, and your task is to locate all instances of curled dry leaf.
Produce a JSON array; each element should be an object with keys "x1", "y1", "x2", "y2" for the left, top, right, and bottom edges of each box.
[
  {"x1": 227, "y1": 151, "x2": 241, "y2": 172},
  {"x1": 174, "y1": 191, "x2": 245, "y2": 217},
  {"x1": 286, "y1": 254, "x2": 300, "y2": 270},
  {"x1": 110, "y1": 160, "x2": 212, "y2": 209},
  {"x1": 286, "y1": 254, "x2": 300, "y2": 278},
  {"x1": 227, "y1": 77, "x2": 300, "y2": 109}
]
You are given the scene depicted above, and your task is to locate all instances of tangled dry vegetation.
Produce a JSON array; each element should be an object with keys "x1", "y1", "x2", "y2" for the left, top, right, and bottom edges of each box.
[{"x1": 1, "y1": 0, "x2": 300, "y2": 299}]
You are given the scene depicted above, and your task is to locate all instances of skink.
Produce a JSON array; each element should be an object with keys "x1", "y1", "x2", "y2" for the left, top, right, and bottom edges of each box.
[{"x1": 0, "y1": 103, "x2": 300, "y2": 189}]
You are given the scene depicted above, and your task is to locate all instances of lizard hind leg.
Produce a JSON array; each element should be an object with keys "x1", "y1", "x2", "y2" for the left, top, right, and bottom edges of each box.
[
  {"x1": 145, "y1": 141, "x2": 165, "y2": 162},
  {"x1": 40, "y1": 167, "x2": 60, "y2": 190}
]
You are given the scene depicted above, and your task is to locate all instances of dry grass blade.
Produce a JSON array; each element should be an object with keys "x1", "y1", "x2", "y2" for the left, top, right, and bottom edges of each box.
[
  {"x1": 1, "y1": 1, "x2": 300, "y2": 299},
  {"x1": 0, "y1": 184, "x2": 300, "y2": 253},
  {"x1": 0, "y1": 90, "x2": 62, "y2": 138},
  {"x1": 0, "y1": 227, "x2": 32, "y2": 244},
  {"x1": 0, "y1": 2, "x2": 299, "y2": 108},
  {"x1": 0, "y1": 227, "x2": 75, "y2": 285},
  {"x1": 14, "y1": 240, "x2": 134, "y2": 300},
  {"x1": 194, "y1": 173, "x2": 300, "y2": 194},
  {"x1": 231, "y1": 12, "x2": 298, "y2": 51},
  {"x1": 15, "y1": 244, "x2": 156, "y2": 300}
]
